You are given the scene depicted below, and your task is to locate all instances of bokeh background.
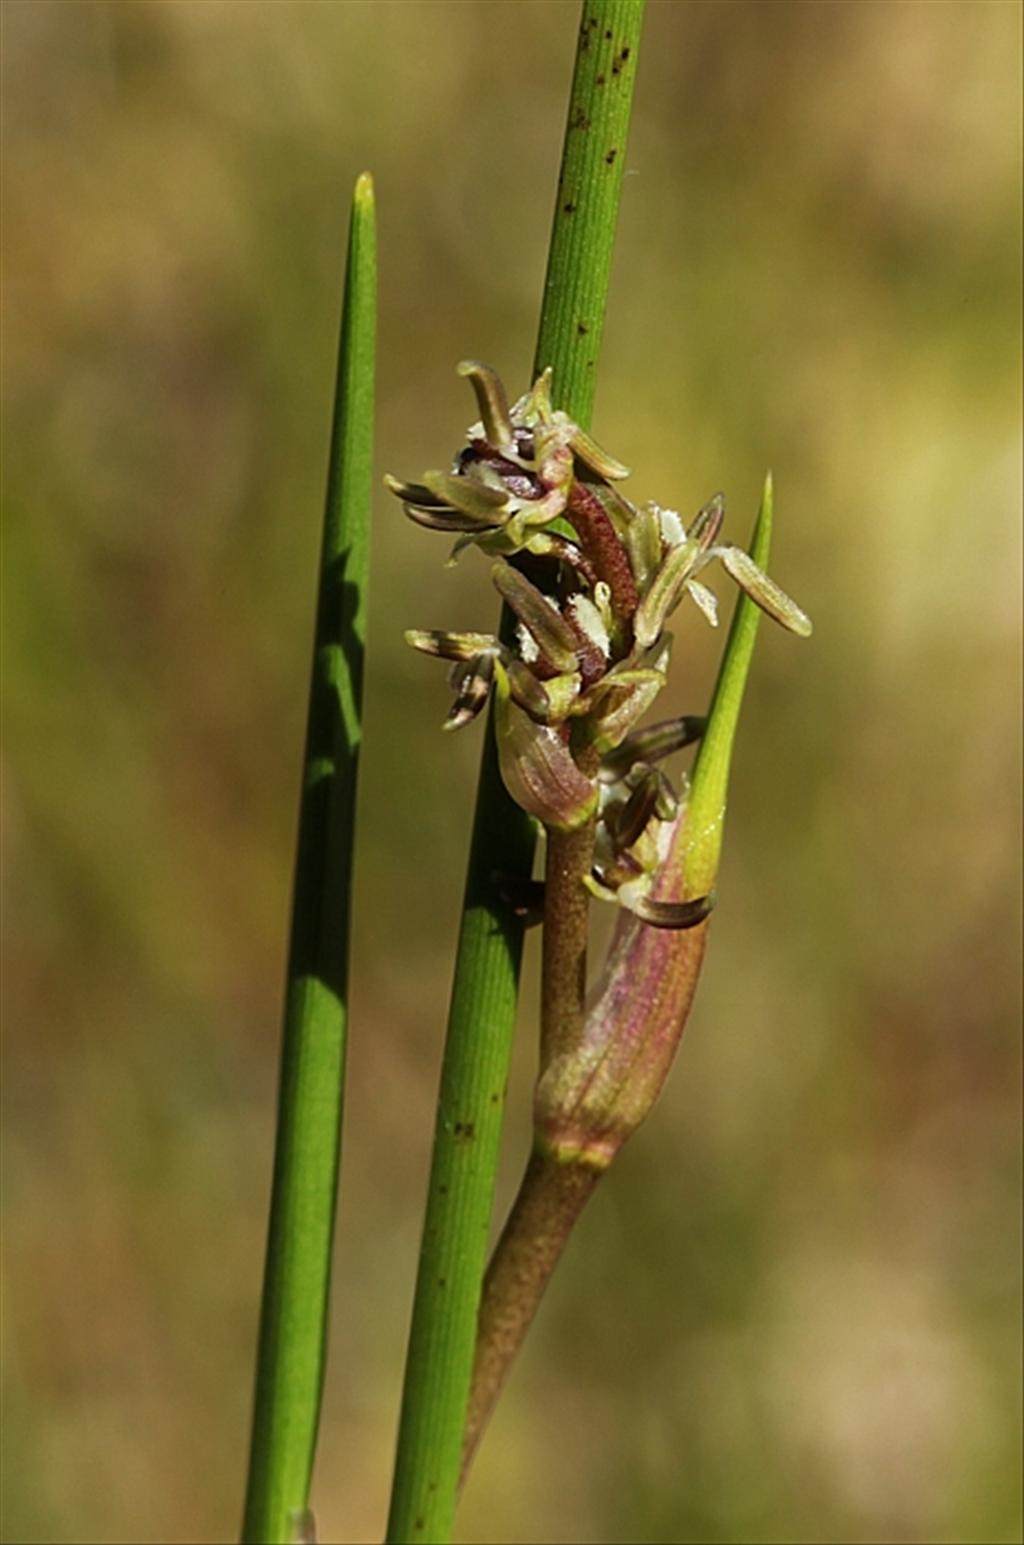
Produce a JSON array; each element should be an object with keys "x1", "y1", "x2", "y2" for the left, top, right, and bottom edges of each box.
[{"x1": 4, "y1": 2, "x2": 1021, "y2": 1541}]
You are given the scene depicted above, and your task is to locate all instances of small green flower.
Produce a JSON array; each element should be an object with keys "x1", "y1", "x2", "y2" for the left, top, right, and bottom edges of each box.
[
  {"x1": 385, "y1": 361, "x2": 627, "y2": 557},
  {"x1": 388, "y1": 363, "x2": 811, "y2": 924}
]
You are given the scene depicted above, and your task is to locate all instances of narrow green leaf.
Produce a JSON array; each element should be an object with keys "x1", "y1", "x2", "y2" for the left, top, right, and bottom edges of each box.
[
  {"x1": 385, "y1": 6, "x2": 645, "y2": 1542},
  {"x1": 242, "y1": 172, "x2": 376, "y2": 1545},
  {"x1": 682, "y1": 471, "x2": 774, "y2": 899}
]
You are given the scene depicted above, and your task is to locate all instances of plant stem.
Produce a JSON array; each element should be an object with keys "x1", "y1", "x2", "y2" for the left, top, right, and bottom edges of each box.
[
  {"x1": 385, "y1": 6, "x2": 644, "y2": 1542},
  {"x1": 384, "y1": 726, "x2": 533, "y2": 1545},
  {"x1": 461, "y1": 478, "x2": 780, "y2": 1475},
  {"x1": 242, "y1": 173, "x2": 376, "y2": 1545},
  {"x1": 461, "y1": 764, "x2": 604, "y2": 1483},
  {"x1": 461, "y1": 1148, "x2": 602, "y2": 1484},
  {"x1": 535, "y1": 0, "x2": 647, "y2": 423},
  {"x1": 540, "y1": 745, "x2": 601, "y2": 1068}
]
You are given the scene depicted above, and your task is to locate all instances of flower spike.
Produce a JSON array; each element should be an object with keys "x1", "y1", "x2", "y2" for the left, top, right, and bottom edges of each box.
[{"x1": 392, "y1": 367, "x2": 810, "y2": 924}]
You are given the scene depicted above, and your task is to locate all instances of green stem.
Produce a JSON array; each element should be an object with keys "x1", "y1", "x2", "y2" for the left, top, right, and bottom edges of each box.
[
  {"x1": 682, "y1": 473, "x2": 776, "y2": 899},
  {"x1": 385, "y1": 6, "x2": 644, "y2": 1542},
  {"x1": 535, "y1": 0, "x2": 646, "y2": 423},
  {"x1": 242, "y1": 174, "x2": 376, "y2": 1545}
]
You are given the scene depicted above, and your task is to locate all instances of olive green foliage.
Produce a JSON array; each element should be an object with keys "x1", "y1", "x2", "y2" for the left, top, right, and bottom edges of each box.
[{"x1": 3, "y1": 4, "x2": 1021, "y2": 1544}]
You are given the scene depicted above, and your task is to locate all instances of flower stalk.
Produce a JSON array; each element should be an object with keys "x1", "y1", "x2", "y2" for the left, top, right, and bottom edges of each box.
[
  {"x1": 384, "y1": 6, "x2": 646, "y2": 1541},
  {"x1": 392, "y1": 338, "x2": 808, "y2": 1483},
  {"x1": 462, "y1": 471, "x2": 804, "y2": 1474}
]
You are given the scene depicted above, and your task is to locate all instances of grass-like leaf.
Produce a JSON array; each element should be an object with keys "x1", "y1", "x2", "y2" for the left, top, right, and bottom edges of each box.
[
  {"x1": 682, "y1": 471, "x2": 775, "y2": 899},
  {"x1": 384, "y1": 6, "x2": 645, "y2": 1542},
  {"x1": 242, "y1": 172, "x2": 376, "y2": 1545}
]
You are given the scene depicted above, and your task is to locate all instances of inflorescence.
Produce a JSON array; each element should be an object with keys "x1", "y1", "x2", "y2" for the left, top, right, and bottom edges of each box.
[{"x1": 387, "y1": 362, "x2": 811, "y2": 928}]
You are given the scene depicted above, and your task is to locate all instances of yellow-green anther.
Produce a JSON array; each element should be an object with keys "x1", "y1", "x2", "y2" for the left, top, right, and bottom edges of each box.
[
  {"x1": 422, "y1": 469, "x2": 509, "y2": 524},
  {"x1": 404, "y1": 629, "x2": 502, "y2": 661},
  {"x1": 491, "y1": 561, "x2": 579, "y2": 673},
  {"x1": 614, "y1": 773, "x2": 660, "y2": 850},
  {"x1": 633, "y1": 536, "x2": 704, "y2": 647},
  {"x1": 404, "y1": 503, "x2": 501, "y2": 534},
  {"x1": 540, "y1": 671, "x2": 583, "y2": 721},
  {"x1": 518, "y1": 367, "x2": 555, "y2": 426},
  {"x1": 443, "y1": 652, "x2": 497, "y2": 732},
  {"x1": 624, "y1": 502, "x2": 663, "y2": 593},
  {"x1": 585, "y1": 666, "x2": 668, "y2": 753},
  {"x1": 505, "y1": 659, "x2": 555, "y2": 720},
  {"x1": 384, "y1": 472, "x2": 449, "y2": 509},
  {"x1": 599, "y1": 714, "x2": 705, "y2": 780},
  {"x1": 573, "y1": 665, "x2": 659, "y2": 717},
  {"x1": 717, "y1": 546, "x2": 813, "y2": 637},
  {"x1": 457, "y1": 360, "x2": 516, "y2": 451},
  {"x1": 690, "y1": 492, "x2": 726, "y2": 549},
  {"x1": 492, "y1": 663, "x2": 598, "y2": 833},
  {"x1": 568, "y1": 426, "x2": 631, "y2": 481},
  {"x1": 503, "y1": 662, "x2": 579, "y2": 726}
]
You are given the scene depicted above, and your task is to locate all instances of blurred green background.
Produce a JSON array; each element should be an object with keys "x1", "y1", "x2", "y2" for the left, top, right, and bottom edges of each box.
[{"x1": 3, "y1": 2, "x2": 1021, "y2": 1542}]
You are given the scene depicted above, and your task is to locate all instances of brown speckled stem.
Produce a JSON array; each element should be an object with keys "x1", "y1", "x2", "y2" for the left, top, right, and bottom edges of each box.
[{"x1": 460, "y1": 1147, "x2": 602, "y2": 1485}]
